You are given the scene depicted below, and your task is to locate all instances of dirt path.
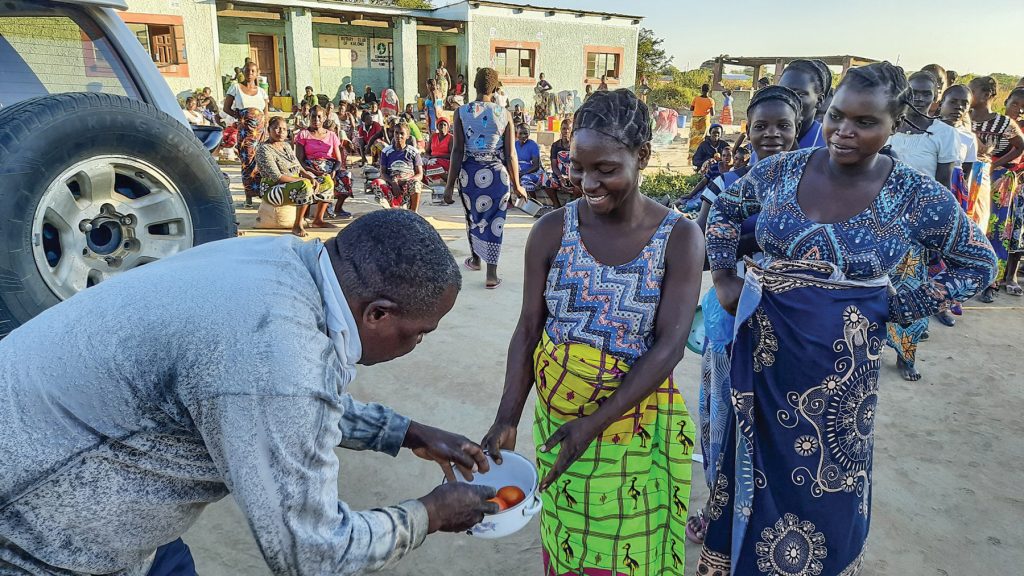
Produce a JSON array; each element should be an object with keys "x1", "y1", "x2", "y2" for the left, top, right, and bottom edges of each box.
[{"x1": 184, "y1": 167, "x2": 1024, "y2": 575}]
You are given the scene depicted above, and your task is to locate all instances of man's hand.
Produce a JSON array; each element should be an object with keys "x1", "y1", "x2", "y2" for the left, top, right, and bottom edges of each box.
[
  {"x1": 403, "y1": 421, "x2": 490, "y2": 482},
  {"x1": 418, "y1": 483, "x2": 498, "y2": 533},
  {"x1": 537, "y1": 416, "x2": 602, "y2": 492}
]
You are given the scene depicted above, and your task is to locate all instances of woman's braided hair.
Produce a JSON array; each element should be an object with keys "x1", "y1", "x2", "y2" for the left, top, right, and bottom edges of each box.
[
  {"x1": 920, "y1": 64, "x2": 947, "y2": 96},
  {"x1": 572, "y1": 88, "x2": 651, "y2": 149},
  {"x1": 836, "y1": 61, "x2": 912, "y2": 123},
  {"x1": 747, "y1": 85, "x2": 803, "y2": 120},
  {"x1": 904, "y1": 70, "x2": 943, "y2": 124},
  {"x1": 969, "y1": 76, "x2": 998, "y2": 101},
  {"x1": 474, "y1": 67, "x2": 500, "y2": 96},
  {"x1": 783, "y1": 59, "x2": 832, "y2": 98}
]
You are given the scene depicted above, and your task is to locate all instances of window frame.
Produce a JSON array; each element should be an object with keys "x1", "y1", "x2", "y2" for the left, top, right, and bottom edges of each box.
[
  {"x1": 118, "y1": 13, "x2": 189, "y2": 78},
  {"x1": 490, "y1": 40, "x2": 539, "y2": 86},
  {"x1": 583, "y1": 45, "x2": 624, "y2": 86}
]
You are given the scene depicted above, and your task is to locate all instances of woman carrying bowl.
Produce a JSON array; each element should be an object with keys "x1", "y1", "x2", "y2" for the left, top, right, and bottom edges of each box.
[{"x1": 482, "y1": 89, "x2": 704, "y2": 574}]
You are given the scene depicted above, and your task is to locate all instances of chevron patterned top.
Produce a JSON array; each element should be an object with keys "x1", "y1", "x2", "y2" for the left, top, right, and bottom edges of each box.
[{"x1": 544, "y1": 201, "x2": 681, "y2": 364}]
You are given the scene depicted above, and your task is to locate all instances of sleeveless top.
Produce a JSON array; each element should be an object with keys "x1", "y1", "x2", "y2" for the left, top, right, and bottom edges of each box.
[
  {"x1": 544, "y1": 201, "x2": 681, "y2": 364},
  {"x1": 458, "y1": 101, "x2": 509, "y2": 162},
  {"x1": 429, "y1": 133, "x2": 452, "y2": 157}
]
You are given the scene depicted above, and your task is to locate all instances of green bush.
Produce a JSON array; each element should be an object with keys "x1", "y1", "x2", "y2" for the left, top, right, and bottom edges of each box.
[
  {"x1": 641, "y1": 171, "x2": 703, "y2": 200},
  {"x1": 648, "y1": 85, "x2": 698, "y2": 110}
]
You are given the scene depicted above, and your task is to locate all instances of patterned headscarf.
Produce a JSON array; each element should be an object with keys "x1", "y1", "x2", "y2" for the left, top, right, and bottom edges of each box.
[{"x1": 572, "y1": 88, "x2": 652, "y2": 149}]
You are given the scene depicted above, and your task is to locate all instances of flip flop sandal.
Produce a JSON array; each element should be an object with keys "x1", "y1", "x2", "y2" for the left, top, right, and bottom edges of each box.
[
  {"x1": 979, "y1": 287, "x2": 997, "y2": 303},
  {"x1": 486, "y1": 278, "x2": 503, "y2": 290},
  {"x1": 1004, "y1": 284, "x2": 1024, "y2": 296},
  {"x1": 463, "y1": 257, "x2": 482, "y2": 272}
]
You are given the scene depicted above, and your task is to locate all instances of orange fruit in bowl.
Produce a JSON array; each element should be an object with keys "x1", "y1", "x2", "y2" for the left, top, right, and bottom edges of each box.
[
  {"x1": 487, "y1": 497, "x2": 509, "y2": 513},
  {"x1": 497, "y1": 486, "x2": 526, "y2": 507}
]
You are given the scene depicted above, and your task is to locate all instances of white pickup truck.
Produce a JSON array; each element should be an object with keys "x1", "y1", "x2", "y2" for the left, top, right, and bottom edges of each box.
[{"x1": 0, "y1": 0, "x2": 236, "y2": 337}]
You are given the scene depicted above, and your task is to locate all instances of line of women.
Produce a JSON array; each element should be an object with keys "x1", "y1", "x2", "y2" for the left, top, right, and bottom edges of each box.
[{"x1": 459, "y1": 61, "x2": 999, "y2": 575}]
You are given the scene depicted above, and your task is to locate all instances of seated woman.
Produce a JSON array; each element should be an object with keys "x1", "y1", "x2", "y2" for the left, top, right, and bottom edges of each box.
[
  {"x1": 183, "y1": 97, "x2": 208, "y2": 126},
  {"x1": 677, "y1": 146, "x2": 735, "y2": 214},
  {"x1": 514, "y1": 123, "x2": 547, "y2": 195},
  {"x1": 691, "y1": 123, "x2": 729, "y2": 168},
  {"x1": 446, "y1": 74, "x2": 467, "y2": 110},
  {"x1": 512, "y1": 104, "x2": 526, "y2": 127},
  {"x1": 423, "y1": 117, "x2": 453, "y2": 186},
  {"x1": 294, "y1": 105, "x2": 353, "y2": 220},
  {"x1": 361, "y1": 85, "x2": 378, "y2": 110},
  {"x1": 256, "y1": 116, "x2": 335, "y2": 237},
  {"x1": 354, "y1": 111, "x2": 385, "y2": 167},
  {"x1": 380, "y1": 88, "x2": 400, "y2": 118},
  {"x1": 370, "y1": 122, "x2": 424, "y2": 212},
  {"x1": 337, "y1": 101, "x2": 358, "y2": 142},
  {"x1": 401, "y1": 104, "x2": 424, "y2": 148},
  {"x1": 543, "y1": 118, "x2": 574, "y2": 207}
]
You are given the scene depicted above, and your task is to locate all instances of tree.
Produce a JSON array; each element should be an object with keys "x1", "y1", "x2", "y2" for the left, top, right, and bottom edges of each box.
[
  {"x1": 392, "y1": 0, "x2": 432, "y2": 7},
  {"x1": 636, "y1": 28, "x2": 672, "y2": 82}
]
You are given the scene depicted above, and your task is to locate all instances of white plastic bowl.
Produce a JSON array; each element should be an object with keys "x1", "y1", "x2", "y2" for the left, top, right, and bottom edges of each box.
[{"x1": 442, "y1": 450, "x2": 542, "y2": 539}]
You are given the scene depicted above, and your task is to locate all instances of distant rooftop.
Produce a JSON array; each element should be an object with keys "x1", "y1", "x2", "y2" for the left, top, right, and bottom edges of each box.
[
  {"x1": 716, "y1": 55, "x2": 880, "y2": 67},
  {"x1": 460, "y1": 0, "x2": 642, "y2": 21}
]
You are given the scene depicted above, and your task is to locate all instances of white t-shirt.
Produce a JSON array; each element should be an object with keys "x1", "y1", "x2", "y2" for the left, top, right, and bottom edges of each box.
[
  {"x1": 886, "y1": 119, "x2": 959, "y2": 179},
  {"x1": 953, "y1": 125, "x2": 978, "y2": 167},
  {"x1": 183, "y1": 108, "x2": 208, "y2": 126},
  {"x1": 340, "y1": 91, "x2": 357, "y2": 105},
  {"x1": 226, "y1": 83, "x2": 268, "y2": 112},
  {"x1": 494, "y1": 91, "x2": 508, "y2": 108}
]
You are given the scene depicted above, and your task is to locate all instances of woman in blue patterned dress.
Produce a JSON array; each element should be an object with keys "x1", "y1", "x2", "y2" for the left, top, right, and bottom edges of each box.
[
  {"x1": 699, "y1": 63, "x2": 997, "y2": 575},
  {"x1": 482, "y1": 89, "x2": 705, "y2": 575},
  {"x1": 444, "y1": 68, "x2": 526, "y2": 288}
]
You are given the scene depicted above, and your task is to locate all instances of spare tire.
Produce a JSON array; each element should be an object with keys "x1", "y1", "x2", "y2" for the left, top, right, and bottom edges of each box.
[{"x1": 0, "y1": 92, "x2": 237, "y2": 337}]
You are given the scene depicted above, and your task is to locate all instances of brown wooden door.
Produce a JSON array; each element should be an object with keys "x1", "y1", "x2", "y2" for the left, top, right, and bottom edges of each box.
[
  {"x1": 248, "y1": 34, "x2": 277, "y2": 94},
  {"x1": 417, "y1": 45, "x2": 431, "y2": 96}
]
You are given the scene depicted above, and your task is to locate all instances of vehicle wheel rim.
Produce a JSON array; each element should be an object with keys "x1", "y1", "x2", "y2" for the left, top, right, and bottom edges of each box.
[{"x1": 31, "y1": 155, "x2": 194, "y2": 301}]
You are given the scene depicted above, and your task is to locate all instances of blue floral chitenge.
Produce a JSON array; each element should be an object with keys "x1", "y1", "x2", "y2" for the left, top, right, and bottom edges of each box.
[
  {"x1": 457, "y1": 101, "x2": 511, "y2": 265},
  {"x1": 699, "y1": 149, "x2": 996, "y2": 575}
]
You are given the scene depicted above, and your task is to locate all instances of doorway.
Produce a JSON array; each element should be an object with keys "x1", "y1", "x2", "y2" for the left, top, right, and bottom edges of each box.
[
  {"x1": 417, "y1": 45, "x2": 431, "y2": 96},
  {"x1": 442, "y1": 45, "x2": 457, "y2": 89},
  {"x1": 247, "y1": 34, "x2": 278, "y2": 95}
]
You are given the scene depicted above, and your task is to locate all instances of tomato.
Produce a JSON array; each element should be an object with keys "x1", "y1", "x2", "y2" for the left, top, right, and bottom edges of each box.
[
  {"x1": 497, "y1": 485, "x2": 526, "y2": 507},
  {"x1": 487, "y1": 497, "x2": 509, "y2": 512}
]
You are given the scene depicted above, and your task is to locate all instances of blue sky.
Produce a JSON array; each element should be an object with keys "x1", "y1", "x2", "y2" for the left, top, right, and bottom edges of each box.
[{"x1": 534, "y1": 0, "x2": 1024, "y2": 76}]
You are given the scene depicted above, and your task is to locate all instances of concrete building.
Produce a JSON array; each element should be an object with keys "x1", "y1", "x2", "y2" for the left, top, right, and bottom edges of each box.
[{"x1": 118, "y1": 0, "x2": 641, "y2": 111}]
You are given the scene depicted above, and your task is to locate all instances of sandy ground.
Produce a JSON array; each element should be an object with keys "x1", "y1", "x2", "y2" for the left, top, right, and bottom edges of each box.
[{"x1": 183, "y1": 165, "x2": 1024, "y2": 575}]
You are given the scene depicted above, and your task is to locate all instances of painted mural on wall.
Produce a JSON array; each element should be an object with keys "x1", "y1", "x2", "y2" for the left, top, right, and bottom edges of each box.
[
  {"x1": 370, "y1": 38, "x2": 393, "y2": 69},
  {"x1": 319, "y1": 34, "x2": 368, "y2": 68}
]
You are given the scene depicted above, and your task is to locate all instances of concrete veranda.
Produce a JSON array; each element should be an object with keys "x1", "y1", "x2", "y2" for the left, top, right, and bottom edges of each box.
[{"x1": 183, "y1": 166, "x2": 1024, "y2": 575}]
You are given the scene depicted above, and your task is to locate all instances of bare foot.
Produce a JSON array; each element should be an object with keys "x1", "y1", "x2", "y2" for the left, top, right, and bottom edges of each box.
[
  {"x1": 310, "y1": 220, "x2": 338, "y2": 229},
  {"x1": 291, "y1": 225, "x2": 308, "y2": 237},
  {"x1": 897, "y1": 357, "x2": 921, "y2": 381}
]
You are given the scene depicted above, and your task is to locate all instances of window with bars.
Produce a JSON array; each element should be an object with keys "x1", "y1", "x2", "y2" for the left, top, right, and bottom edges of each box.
[
  {"x1": 494, "y1": 47, "x2": 535, "y2": 78},
  {"x1": 123, "y1": 16, "x2": 187, "y2": 74},
  {"x1": 586, "y1": 52, "x2": 619, "y2": 80}
]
